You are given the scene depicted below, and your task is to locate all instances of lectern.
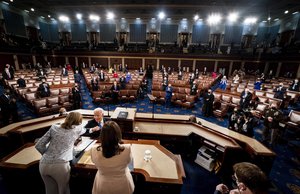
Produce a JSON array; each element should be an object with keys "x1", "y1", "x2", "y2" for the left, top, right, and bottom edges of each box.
[
  {"x1": 111, "y1": 107, "x2": 136, "y2": 132},
  {"x1": 147, "y1": 94, "x2": 156, "y2": 119}
]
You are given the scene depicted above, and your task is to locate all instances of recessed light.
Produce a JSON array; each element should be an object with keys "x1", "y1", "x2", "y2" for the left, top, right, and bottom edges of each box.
[
  {"x1": 284, "y1": 10, "x2": 289, "y2": 14},
  {"x1": 293, "y1": 11, "x2": 299, "y2": 15},
  {"x1": 274, "y1": 18, "x2": 279, "y2": 21},
  {"x1": 31, "y1": 8, "x2": 35, "y2": 12},
  {"x1": 24, "y1": 10, "x2": 29, "y2": 13},
  {"x1": 48, "y1": 15, "x2": 51, "y2": 18}
]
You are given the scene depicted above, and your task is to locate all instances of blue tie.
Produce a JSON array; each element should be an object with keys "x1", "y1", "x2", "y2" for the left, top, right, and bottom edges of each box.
[{"x1": 99, "y1": 122, "x2": 102, "y2": 129}]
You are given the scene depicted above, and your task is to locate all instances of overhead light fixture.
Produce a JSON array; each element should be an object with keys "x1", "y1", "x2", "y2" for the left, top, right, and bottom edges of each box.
[
  {"x1": 274, "y1": 18, "x2": 279, "y2": 21},
  {"x1": 136, "y1": 18, "x2": 140, "y2": 20},
  {"x1": 244, "y1": 17, "x2": 257, "y2": 24},
  {"x1": 208, "y1": 14, "x2": 222, "y2": 25},
  {"x1": 262, "y1": 20, "x2": 267, "y2": 23},
  {"x1": 10, "y1": 0, "x2": 13, "y2": 2},
  {"x1": 107, "y1": 12, "x2": 114, "y2": 19},
  {"x1": 31, "y1": 8, "x2": 35, "y2": 12},
  {"x1": 268, "y1": 17, "x2": 271, "y2": 21},
  {"x1": 76, "y1": 13, "x2": 82, "y2": 20},
  {"x1": 293, "y1": 11, "x2": 299, "y2": 15},
  {"x1": 3, "y1": 1, "x2": 9, "y2": 5},
  {"x1": 284, "y1": 10, "x2": 289, "y2": 14},
  {"x1": 41, "y1": 16, "x2": 45, "y2": 19},
  {"x1": 158, "y1": 12, "x2": 165, "y2": 20},
  {"x1": 59, "y1": 15, "x2": 69, "y2": 22},
  {"x1": 48, "y1": 15, "x2": 51, "y2": 18},
  {"x1": 227, "y1": 12, "x2": 238, "y2": 22},
  {"x1": 194, "y1": 15, "x2": 199, "y2": 21},
  {"x1": 89, "y1": 14, "x2": 100, "y2": 21},
  {"x1": 24, "y1": 10, "x2": 29, "y2": 13}
]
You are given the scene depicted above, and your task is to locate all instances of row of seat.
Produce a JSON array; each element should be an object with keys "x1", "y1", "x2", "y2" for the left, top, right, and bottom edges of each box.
[{"x1": 92, "y1": 90, "x2": 138, "y2": 103}]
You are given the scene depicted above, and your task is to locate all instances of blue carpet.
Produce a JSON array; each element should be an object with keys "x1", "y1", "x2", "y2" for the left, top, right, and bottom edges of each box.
[{"x1": 1, "y1": 78, "x2": 300, "y2": 194}]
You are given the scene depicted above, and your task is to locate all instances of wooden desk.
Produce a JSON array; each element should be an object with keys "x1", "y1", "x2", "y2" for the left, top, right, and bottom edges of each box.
[{"x1": 76, "y1": 139, "x2": 184, "y2": 184}]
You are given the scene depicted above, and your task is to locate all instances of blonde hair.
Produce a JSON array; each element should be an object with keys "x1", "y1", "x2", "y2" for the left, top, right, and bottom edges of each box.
[{"x1": 61, "y1": 112, "x2": 82, "y2": 129}]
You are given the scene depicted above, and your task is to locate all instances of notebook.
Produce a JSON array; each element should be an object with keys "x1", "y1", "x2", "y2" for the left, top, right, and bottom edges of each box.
[{"x1": 117, "y1": 111, "x2": 128, "y2": 119}]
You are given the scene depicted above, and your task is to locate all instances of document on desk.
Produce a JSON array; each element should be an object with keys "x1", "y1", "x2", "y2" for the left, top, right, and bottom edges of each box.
[{"x1": 74, "y1": 136, "x2": 96, "y2": 157}]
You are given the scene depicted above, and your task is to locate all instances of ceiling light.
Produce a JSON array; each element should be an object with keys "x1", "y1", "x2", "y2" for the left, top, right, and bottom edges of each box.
[
  {"x1": 121, "y1": 18, "x2": 125, "y2": 20},
  {"x1": 48, "y1": 15, "x2": 51, "y2": 18},
  {"x1": 107, "y1": 12, "x2": 114, "y2": 19},
  {"x1": 228, "y1": 12, "x2": 238, "y2": 22},
  {"x1": 3, "y1": 1, "x2": 9, "y2": 5},
  {"x1": 284, "y1": 10, "x2": 289, "y2": 14},
  {"x1": 293, "y1": 11, "x2": 299, "y2": 15},
  {"x1": 244, "y1": 17, "x2": 257, "y2": 24},
  {"x1": 89, "y1": 14, "x2": 100, "y2": 21},
  {"x1": 208, "y1": 14, "x2": 222, "y2": 25},
  {"x1": 274, "y1": 18, "x2": 279, "y2": 21},
  {"x1": 24, "y1": 10, "x2": 29, "y2": 13},
  {"x1": 268, "y1": 17, "x2": 271, "y2": 21},
  {"x1": 41, "y1": 16, "x2": 45, "y2": 19},
  {"x1": 194, "y1": 15, "x2": 199, "y2": 21},
  {"x1": 158, "y1": 12, "x2": 165, "y2": 20},
  {"x1": 59, "y1": 15, "x2": 69, "y2": 22},
  {"x1": 136, "y1": 18, "x2": 140, "y2": 20},
  {"x1": 31, "y1": 8, "x2": 34, "y2": 12},
  {"x1": 10, "y1": 0, "x2": 13, "y2": 2},
  {"x1": 262, "y1": 20, "x2": 267, "y2": 23},
  {"x1": 76, "y1": 13, "x2": 82, "y2": 20}
]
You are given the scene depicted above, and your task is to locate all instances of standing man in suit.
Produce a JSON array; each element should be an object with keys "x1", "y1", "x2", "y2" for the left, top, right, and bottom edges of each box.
[
  {"x1": 2, "y1": 64, "x2": 14, "y2": 80},
  {"x1": 91, "y1": 75, "x2": 99, "y2": 91},
  {"x1": 0, "y1": 89, "x2": 18, "y2": 126},
  {"x1": 240, "y1": 88, "x2": 253, "y2": 111},
  {"x1": 119, "y1": 75, "x2": 126, "y2": 89},
  {"x1": 37, "y1": 79, "x2": 50, "y2": 98},
  {"x1": 289, "y1": 79, "x2": 299, "y2": 92},
  {"x1": 99, "y1": 70, "x2": 105, "y2": 81},
  {"x1": 110, "y1": 81, "x2": 120, "y2": 104},
  {"x1": 83, "y1": 108, "x2": 107, "y2": 139},
  {"x1": 165, "y1": 84, "x2": 173, "y2": 108},
  {"x1": 202, "y1": 89, "x2": 214, "y2": 117},
  {"x1": 61, "y1": 66, "x2": 68, "y2": 76},
  {"x1": 72, "y1": 83, "x2": 81, "y2": 110},
  {"x1": 190, "y1": 81, "x2": 198, "y2": 95}
]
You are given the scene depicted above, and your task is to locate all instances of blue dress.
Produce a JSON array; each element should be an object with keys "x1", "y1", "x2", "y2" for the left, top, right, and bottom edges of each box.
[
  {"x1": 254, "y1": 81, "x2": 262, "y2": 90},
  {"x1": 219, "y1": 79, "x2": 227, "y2": 90}
]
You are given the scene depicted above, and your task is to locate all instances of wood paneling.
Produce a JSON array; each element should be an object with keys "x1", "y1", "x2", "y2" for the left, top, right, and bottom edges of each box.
[
  {"x1": 195, "y1": 60, "x2": 214, "y2": 72},
  {"x1": 78, "y1": 57, "x2": 89, "y2": 66},
  {"x1": 232, "y1": 61, "x2": 242, "y2": 75},
  {"x1": 279, "y1": 62, "x2": 299, "y2": 78},
  {"x1": 145, "y1": 59, "x2": 157, "y2": 70},
  {"x1": 124, "y1": 58, "x2": 142, "y2": 70},
  {"x1": 91, "y1": 58, "x2": 108, "y2": 69},
  {"x1": 17, "y1": 55, "x2": 33, "y2": 69},
  {"x1": 110, "y1": 58, "x2": 122, "y2": 69},
  {"x1": 160, "y1": 59, "x2": 178, "y2": 70},
  {"x1": 267, "y1": 62, "x2": 279, "y2": 76},
  {"x1": 0, "y1": 54, "x2": 14, "y2": 71},
  {"x1": 244, "y1": 62, "x2": 264, "y2": 74},
  {"x1": 53, "y1": 56, "x2": 66, "y2": 67},
  {"x1": 181, "y1": 60, "x2": 193, "y2": 72},
  {"x1": 217, "y1": 61, "x2": 230, "y2": 76}
]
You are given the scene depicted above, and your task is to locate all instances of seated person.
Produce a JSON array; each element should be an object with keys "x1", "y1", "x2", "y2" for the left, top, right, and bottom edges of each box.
[
  {"x1": 17, "y1": 75, "x2": 26, "y2": 88},
  {"x1": 138, "y1": 67, "x2": 144, "y2": 75},
  {"x1": 273, "y1": 82, "x2": 286, "y2": 100},
  {"x1": 83, "y1": 108, "x2": 108, "y2": 139},
  {"x1": 254, "y1": 78, "x2": 262, "y2": 90},
  {"x1": 37, "y1": 79, "x2": 50, "y2": 98},
  {"x1": 113, "y1": 72, "x2": 119, "y2": 78},
  {"x1": 219, "y1": 76, "x2": 227, "y2": 90},
  {"x1": 125, "y1": 72, "x2": 131, "y2": 83}
]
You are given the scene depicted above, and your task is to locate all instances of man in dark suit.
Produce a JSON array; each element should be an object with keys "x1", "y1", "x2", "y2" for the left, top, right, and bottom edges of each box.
[
  {"x1": 273, "y1": 82, "x2": 286, "y2": 100},
  {"x1": 61, "y1": 67, "x2": 68, "y2": 76},
  {"x1": 119, "y1": 75, "x2": 126, "y2": 89},
  {"x1": 37, "y1": 80, "x2": 50, "y2": 98},
  {"x1": 0, "y1": 89, "x2": 17, "y2": 126},
  {"x1": 2, "y1": 64, "x2": 14, "y2": 80},
  {"x1": 190, "y1": 81, "x2": 198, "y2": 95},
  {"x1": 165, "y1": 84, "x2": 173, "y2": 108},
  {"x1": 110, "y1": 81, "x2": 120, "y2": 103},
  {"x1": 202, "y1": 89, "x2": 214, "y2": 117},
  {"x1": 99, "y1": 70, "x2": 105, "y2": 81},
  {"x1": 91, "y1": 75, "x2": 99, "y2": 91},
  {"x1": 289, "y1": 79, "x2": 299, "y2": 92},
  {"x1": 17, "y1": 75, "x2": 26, "y2": 88},
  {"x1": 37, "y1": 68, "x2": 47, "y2": 80},
  {"x1": 83, "y1": 108, "x2": 107, "y2": 139},
  {"x1": 72, "y1": 84, "x2": 81, "y2": 109},
  {"x1": 240, "y1": 88, "x2": 253, "y2": 110}
]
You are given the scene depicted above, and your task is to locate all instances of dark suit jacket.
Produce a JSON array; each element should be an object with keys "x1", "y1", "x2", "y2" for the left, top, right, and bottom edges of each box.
[
  {"x1": 273, "y1": 86, "x2": 286, "y2": 99},
  {"x1": 111, "y1": 84, "x2": 120, "y2": 92},
  {"x1": 38, "y1": 83, "x2": 50, "y2": 97},
  {"x1": 83, "y1": 118, "x2": 109, "y2": 138},
  {"x1": 289, "y1": 82, "x2": 299, "y2": 92},
  {"x1": 17, "y1": 78, "x2": 26, "y2": 88},
  {"x1": 99, "y1": 72, "x2": 105, "y2": 81},
  {"x1": 61, "y1": 69, "x2": 68, "y2": 76},
  {"x1": 240, "y1": 91, "x2": 252, "y2": 109}
]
